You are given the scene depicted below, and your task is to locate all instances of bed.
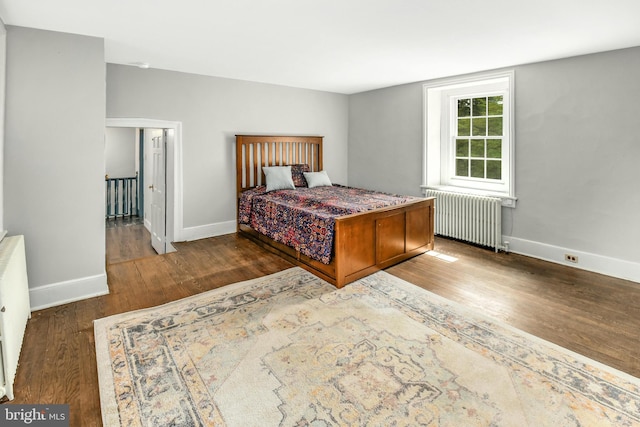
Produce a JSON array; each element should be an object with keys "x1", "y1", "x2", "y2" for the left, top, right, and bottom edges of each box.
[{"x1": 236, "y1": 135, "x2": 434, "y2": 288}]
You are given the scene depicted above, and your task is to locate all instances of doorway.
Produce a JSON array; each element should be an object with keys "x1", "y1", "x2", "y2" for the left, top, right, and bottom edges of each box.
[
  {"x1": 105, "y1": 126, "x2": 154, "y2": 263},
  {"x1": 105, "y1": 118, "x2": 183, "y2": 259}
]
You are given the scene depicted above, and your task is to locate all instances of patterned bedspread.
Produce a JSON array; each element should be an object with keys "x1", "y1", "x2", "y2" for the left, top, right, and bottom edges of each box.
[{"x1": 239, "y1": 185, "x2": 421, "y2": 264}]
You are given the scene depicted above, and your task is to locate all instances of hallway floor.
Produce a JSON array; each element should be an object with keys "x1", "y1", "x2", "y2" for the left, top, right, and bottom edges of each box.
[{"x1": 105, "y1": 216, "x2": 157, "y2": 264}]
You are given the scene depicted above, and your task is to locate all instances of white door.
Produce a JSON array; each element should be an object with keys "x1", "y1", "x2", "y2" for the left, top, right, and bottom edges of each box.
[{"x1": 150, "y1": 131, "x2": 166, "y2": 254}]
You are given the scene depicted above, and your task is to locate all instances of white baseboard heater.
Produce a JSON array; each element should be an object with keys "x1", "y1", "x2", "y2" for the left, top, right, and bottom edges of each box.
[
  {"x1": 425, "y1": 189, "x2": 503, "y2": 252},
  {"x1": 0, "y1": 235, "x2": 31, "y2": 401}
]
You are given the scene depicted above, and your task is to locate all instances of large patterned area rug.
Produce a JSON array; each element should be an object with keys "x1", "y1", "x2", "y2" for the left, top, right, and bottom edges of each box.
[{"x1": 94, "y1": 267, "x2": 640, "y2": 426}]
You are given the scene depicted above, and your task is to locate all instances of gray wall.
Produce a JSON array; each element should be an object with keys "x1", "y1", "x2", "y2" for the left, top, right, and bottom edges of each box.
[
  {"x1": 513, "y1": 49, "x2": 639, "y2": 262},
  {"x1": 105, "y1": 127, "x2": 136, "y2": 178},
  {"x1": 107, "y1": 64, "x2": 349, "y2": 230},
  {"x1": 349, "y1": 83, "x2": 424, "y2": 197},
  {"x1": 349, "y1": 47, "x2": 640, "y2": 268},
  {"x1": 4, "y1": 27, "x2": 106, "y2": 291},
  {"x1": 0, "y1": 19, "x2": 5, "y2": 234}
]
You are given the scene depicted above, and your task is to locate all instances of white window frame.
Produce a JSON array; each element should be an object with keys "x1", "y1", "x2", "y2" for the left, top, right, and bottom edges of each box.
[{"x1": 422, "y1": 71, "x2": 517, "y2": 207}]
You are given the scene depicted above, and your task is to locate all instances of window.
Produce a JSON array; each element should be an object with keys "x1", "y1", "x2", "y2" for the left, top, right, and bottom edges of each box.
[
  {"x1": 454, "y1": 95, "x2": 503, "y2": 180},
  {"x1": 423, "y1": 71, "x2": 516, "y2": 207}
]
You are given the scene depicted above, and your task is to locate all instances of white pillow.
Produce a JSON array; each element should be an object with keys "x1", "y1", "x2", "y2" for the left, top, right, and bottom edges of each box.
[
  {"x1": 263, "y1": 166, "x2": 295, "y2": 192},
  {"x1": 303, "y1": 170, "x2": 332, "y2": 188}
]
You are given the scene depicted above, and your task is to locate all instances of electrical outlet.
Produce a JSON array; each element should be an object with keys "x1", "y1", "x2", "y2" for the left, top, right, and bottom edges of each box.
[{"x1": 564, "y1": 254, "x2": 579, "y2": 263}]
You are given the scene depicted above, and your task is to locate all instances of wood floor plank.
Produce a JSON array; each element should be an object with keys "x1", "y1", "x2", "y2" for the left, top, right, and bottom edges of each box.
[
  {"x1": 105, "y1": 218, "x2": 156, "y2": 264},
  {"x1": 11, "y1": 311, "x2": 48, "y2": 403},
  {"x1": 3, "y1": 224, "x2": 639, "y2": 426}
]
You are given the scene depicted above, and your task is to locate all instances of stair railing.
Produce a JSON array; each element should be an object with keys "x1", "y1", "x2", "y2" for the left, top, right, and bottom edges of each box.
[{"x1": 105, "y1": 173, "x2": 139, "y2": 218}]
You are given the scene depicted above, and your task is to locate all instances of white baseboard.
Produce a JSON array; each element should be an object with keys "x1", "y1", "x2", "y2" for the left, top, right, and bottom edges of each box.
[
  {"x1": 30, "y1": 272, "x2": 109, "y2": 311},
  {"x1": 503, "y1": 236, "x2": 640, "y2": 284},
  {"x1": 180, "y1": 220, "x2": 236, "y2": 242}
]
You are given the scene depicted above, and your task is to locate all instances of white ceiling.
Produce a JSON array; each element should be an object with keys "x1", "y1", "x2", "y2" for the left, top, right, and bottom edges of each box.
[{"x1": 1, "y1": 0, "x2": 639, "y2": 94}]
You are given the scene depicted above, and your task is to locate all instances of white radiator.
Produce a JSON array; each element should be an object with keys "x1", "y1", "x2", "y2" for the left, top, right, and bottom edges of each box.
[
  {"x1": 425, "y1": 190, "x2": 503, "y2": 252},
  {"x1": 0, "y1": 235, "x2": 30, "y2": 401}
]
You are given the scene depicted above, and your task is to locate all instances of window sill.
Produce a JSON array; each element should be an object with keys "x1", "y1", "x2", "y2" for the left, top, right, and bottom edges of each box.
[{"x1": 421, "y1": 185, "x2": 517, "y2": 208}]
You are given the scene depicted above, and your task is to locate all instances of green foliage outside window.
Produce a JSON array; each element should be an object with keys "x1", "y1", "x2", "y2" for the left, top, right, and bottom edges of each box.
[{"x1": 455, "y1": 95, "x2": 503, "y2": 180}]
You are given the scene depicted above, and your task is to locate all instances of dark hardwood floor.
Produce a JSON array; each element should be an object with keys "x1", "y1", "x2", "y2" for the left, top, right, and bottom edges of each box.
[
  {"x1": 4, "y1": 224, "x2": 640, "y2": 426},
  {"x1": 387, "y1": 240, "x2": 640, "y2": 378},
  {"x1": 105, "y1": 216, "x2": 157, "y2": 264}
]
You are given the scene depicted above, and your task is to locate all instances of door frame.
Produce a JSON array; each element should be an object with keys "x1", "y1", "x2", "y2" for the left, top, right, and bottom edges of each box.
[{"x1": 106, "y1": 118, "x2": 183, "y2": 245}]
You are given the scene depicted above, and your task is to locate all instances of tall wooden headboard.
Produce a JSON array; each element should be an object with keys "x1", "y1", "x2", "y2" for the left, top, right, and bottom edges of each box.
[{"x1": 235, "y1": 135, "x2": 324, "y2": 196}]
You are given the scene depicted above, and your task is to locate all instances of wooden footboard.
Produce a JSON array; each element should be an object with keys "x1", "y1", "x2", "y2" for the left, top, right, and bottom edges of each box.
[
  {"x1": 333, "y1": 197, "x2": 434, "y2": 287},
  {"x1": 239, "y1": 197, "x2": 434, "y2": 288}
]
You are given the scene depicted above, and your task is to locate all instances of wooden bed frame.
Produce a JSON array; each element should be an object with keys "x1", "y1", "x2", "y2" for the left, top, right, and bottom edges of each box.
[{"x1": 236, "y1": 135, "x2": 434, "y2": 288}]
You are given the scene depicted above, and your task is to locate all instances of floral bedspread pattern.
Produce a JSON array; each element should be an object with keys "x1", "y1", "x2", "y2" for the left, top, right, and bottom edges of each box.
[{"x1": 238, "y1": 185, "x2": 421, "y2": 264}]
